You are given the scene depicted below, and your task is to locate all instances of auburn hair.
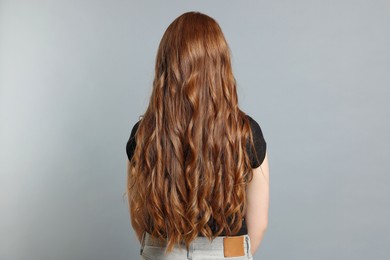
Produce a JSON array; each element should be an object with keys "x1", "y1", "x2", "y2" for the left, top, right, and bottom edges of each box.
[{"x1": 127, "y1": 11, "x2": 259, "y2": 254}]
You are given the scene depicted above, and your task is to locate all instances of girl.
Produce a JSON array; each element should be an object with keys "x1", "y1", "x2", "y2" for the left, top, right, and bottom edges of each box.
[{"x1": 126, "y1": 11, "x2": 270, "y2": 260}]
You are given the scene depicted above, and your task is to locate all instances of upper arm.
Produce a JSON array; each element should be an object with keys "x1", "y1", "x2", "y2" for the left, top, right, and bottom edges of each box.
[
  {"x1": 126, "y1": 158, "x2": 144, "y2": 244},
  {"x1": 245, "y1": 151, "x2": 270, "y2": 236}
]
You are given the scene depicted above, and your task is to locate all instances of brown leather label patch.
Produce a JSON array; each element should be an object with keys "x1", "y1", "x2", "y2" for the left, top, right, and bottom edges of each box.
[{"x1": 223, "y1": 236, "x2": 245, "y2": 257}]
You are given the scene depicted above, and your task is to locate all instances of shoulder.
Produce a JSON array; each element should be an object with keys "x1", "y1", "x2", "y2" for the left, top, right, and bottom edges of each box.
[
  {"x1": 131, "y1": 119, "x2": 141, "y2": 134},
  {"x1": 129, "y1": 116, "x2": 143, "y2": 138},
  {"x1": 245, "y1": 114, "x2": 265, "y2": 140},
  {"x1": 126, "y1": 117, "x2": 143, "y2": 161}
]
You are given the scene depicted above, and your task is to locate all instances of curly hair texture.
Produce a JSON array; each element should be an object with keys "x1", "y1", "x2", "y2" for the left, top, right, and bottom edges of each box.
[{"x1": 127, "y1": 11, "x2": 260, "y2": 254}]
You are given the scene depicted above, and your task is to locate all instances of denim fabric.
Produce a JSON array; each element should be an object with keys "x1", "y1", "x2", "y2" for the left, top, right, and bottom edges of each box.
[{"x1": 140, "y1": 231, "x2": 253, "y2": 260}]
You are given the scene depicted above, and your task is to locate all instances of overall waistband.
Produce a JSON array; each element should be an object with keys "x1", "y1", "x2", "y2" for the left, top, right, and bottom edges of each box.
[{"x1": 140, "y1": 231, "x2": 250, "y2": 258}]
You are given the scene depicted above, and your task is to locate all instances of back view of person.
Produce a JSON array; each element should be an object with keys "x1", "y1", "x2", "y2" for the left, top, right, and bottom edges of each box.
[{"x1": 126, "y1": 11, "x2": 270, "y2": 260}]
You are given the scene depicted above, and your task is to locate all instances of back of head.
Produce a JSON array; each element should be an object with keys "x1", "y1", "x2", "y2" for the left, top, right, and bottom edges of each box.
[
  {"x1": 127, "y1": 11, "x2": 256, "y2": 254},
  {"x1": 155, "y1": 11, "x2": 234, "y2": 103}
]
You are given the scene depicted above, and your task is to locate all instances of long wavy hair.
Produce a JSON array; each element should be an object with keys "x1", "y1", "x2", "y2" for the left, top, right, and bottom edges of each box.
[{"x1": 127, "y1": 11, "x2": 259, "y2": 254}]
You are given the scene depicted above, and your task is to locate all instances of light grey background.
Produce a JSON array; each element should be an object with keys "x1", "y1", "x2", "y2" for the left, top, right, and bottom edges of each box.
[{"x1": 1, "y1": 1, "x2": 389, "y2": 259}]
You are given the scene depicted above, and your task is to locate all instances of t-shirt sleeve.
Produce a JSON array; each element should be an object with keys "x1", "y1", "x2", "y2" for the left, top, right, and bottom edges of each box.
[
  {"x1": 246, "y1": 115, "x2": 267, "y2": 168},
  {"x1": 126, "y1": 120, "x2": 140, "y2": 162}
]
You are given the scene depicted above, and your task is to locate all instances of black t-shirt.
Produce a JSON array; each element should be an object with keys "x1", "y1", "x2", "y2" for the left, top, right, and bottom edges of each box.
[{"x1": 126, "y1": 114, "x2": 267, "y2": 236}]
